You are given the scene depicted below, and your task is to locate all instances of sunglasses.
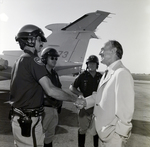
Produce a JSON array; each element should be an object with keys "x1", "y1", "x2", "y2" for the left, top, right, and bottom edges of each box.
[{"x1": 49, "y1": 57, "x2": 58, "y2": 60}]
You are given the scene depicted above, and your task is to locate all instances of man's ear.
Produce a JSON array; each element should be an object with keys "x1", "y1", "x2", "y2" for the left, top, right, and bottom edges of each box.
[{"x1": 112, "y1": 47, "x2": 117, "y2": 54}]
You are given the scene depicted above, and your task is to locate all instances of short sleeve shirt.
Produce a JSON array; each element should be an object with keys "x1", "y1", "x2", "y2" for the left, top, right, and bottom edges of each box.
[
  {"x1": 10, "y1": 51, "x2": 48, "y2": 109},
  {"x1": 72, "y1": 71, "x2": 102, "y2": 97}
]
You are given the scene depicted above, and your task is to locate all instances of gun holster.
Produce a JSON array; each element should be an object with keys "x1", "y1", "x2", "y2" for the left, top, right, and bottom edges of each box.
[{"x1": 17, "y1": 115, "x2": 32, "y2": 137}]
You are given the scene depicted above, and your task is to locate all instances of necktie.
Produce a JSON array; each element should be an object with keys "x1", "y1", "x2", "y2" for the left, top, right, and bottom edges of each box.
[{"x1": 104, "y1": 70, "x2": 108, "y2": 78}]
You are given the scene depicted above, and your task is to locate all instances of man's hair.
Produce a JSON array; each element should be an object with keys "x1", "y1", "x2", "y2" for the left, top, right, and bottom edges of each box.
[{"x1": 110, "y1": 40, "x2": 123, "y2": 59}]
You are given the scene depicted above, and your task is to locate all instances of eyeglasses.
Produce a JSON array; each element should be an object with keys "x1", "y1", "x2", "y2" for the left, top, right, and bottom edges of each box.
[{"x1": 49, "y1": 57, "x2": 58, "y2": 60}]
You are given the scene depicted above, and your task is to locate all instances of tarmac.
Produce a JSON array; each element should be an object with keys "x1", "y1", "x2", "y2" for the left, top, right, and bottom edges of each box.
[{"x1": 0, "y1": 76, "x2": 150, "y2": 147}]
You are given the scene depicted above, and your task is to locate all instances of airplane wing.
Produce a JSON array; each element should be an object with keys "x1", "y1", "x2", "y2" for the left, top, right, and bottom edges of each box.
[
  {"x1": 0, "y1": 50, "x2": 23, "y2": 67},
  {"x1": 0, "y1": 80, "x2": 10, "y2": 93},
  {"x1": 0, "y1": 50, "x2": 22, "y2": 83},
  {"x1": 0, "y1": 66, "x2": 12, "y2": 80}
]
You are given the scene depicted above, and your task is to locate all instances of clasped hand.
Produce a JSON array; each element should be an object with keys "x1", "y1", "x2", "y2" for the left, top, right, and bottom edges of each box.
[{"x1": 74, "y1": 95, "x2": 86, "y2": 109}]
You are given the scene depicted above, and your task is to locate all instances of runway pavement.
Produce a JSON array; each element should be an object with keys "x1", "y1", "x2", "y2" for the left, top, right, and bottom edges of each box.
[{"x1": 0, "y1": 77, "x2": 150, "y2": 147}]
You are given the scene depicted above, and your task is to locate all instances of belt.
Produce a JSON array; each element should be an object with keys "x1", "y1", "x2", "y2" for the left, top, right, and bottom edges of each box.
[{"x1": 12, "y1": 106, "x2": 44, "y2": 117}]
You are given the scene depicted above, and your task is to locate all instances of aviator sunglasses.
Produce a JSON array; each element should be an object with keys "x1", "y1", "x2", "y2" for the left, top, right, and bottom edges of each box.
[{"x1": 49, "y1": 56, "x2": 58, "y2": 60}]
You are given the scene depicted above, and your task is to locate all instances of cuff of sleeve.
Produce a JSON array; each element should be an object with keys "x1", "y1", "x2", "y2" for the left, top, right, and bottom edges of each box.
[
  {"x1": 115, "y1": 120, "x2": 132, "y2": 137},
  {"x1": 84, "y1": 98, "x2": 91, "y2": 109}
]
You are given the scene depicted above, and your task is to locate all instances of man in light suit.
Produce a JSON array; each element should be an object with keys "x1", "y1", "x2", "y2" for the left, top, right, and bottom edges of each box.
[{"x1": 76, "y1": 40, "x2": 135, "y2": 147}]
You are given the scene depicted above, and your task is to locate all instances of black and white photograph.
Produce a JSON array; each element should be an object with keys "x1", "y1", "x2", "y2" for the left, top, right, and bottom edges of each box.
[{"x1": 0, "y1": 0, "x2": 150, "y2": 147}]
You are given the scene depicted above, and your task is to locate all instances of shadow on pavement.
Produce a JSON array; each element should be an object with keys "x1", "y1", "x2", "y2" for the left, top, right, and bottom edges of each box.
[
  {"x1": 58, "y1": 108, "x2": 78, "y2": 127},
  {"x1": 56, "y1": 125, "x2": 68, "y2": 134}
]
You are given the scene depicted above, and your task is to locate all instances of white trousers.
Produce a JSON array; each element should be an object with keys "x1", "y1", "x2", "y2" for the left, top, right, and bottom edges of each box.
[{"x1": 12, "y1": 116, "x2": 44, "y2": 147}]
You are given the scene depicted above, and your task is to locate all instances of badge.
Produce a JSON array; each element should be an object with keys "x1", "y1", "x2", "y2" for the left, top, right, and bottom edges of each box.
[{"x1": 34, "y1": 57, "x2": 45, "y2": 66}]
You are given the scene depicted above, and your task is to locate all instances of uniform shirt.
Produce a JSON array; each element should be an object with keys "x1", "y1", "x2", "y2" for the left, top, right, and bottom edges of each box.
[
  {"x1": 10, "y1": 50, "x2": 48, "y2": 109},
  {"x1": 43, "y1": 69, "x2": 62, "y2": 108},
  {"x1": 47, "y1": 69, "x2": 62, "y2": 88},
  {"x1": 72, "y1": 71, "x2": 102, "y2": 97}
]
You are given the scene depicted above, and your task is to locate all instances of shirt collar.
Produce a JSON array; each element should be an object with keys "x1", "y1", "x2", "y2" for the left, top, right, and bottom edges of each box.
[
  {"x1": 24, "y1": 49, "x2": 37, "y2": 56},
  {"x1": 107, "y1": 60, "x2": 121, "y2": 71}
]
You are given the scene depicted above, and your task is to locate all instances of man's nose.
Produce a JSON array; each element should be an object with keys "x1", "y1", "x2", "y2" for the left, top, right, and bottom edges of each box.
[{"x1": 99, "y1": 51, "x2": 103, "y2": 55}]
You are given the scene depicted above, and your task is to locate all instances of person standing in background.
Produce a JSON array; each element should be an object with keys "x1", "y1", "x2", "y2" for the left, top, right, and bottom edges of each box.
[
  {"x1": 41, "y1": 47, "x2": 63, "y2": 147},
  {"x1": 69, "y1": 55, "x2": 102, "y2": 147}
]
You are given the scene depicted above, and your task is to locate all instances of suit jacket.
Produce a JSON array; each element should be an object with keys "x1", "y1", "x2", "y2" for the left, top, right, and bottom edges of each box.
[{"x1": 86, "y1": 61, "x2": 134, "y2": 141}]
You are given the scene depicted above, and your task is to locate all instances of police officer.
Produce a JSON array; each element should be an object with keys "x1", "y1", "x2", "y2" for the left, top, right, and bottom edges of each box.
[
  {"x1": 69, "y1": 55, "x2": 102, "y2": 147},
  {"x1": 10, "y1": 24, "x2": 77, "y2": 147},
  {"x1": 41, "y1": 47, "x2": 62, "y2": 147}
]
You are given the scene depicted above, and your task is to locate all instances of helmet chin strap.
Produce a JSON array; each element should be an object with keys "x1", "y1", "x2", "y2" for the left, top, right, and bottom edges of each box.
[
  {"x1": 34, "y1": 48, "x2": 38, "y2": 56},
  {"x1": 26, "y1": 37, "x2": 38, "y2": 55}
]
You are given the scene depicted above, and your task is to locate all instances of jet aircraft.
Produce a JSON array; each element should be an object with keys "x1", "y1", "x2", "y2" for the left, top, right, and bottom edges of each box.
[{"x1": 0, "y1": 10, "x2": 111, "y2": 92}]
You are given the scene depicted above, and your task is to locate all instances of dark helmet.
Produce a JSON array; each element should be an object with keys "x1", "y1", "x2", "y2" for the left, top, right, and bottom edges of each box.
[
  {"x1": 41, "y1": 47, "x2": 59, "y2": 64},
  {"x1": 86, "y1": 55, "x2": 99, "y2": 69},
  {"x1": 15, "y1": 24, "x2": 47, "y2": 48},
  {"x1": 86, "y1": 55, "x2": 99, "y2": 65}
]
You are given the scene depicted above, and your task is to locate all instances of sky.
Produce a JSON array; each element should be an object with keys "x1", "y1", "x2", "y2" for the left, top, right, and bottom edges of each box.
[{"x1": 0, "y1": 0, "x2": 150, "y2": 73}]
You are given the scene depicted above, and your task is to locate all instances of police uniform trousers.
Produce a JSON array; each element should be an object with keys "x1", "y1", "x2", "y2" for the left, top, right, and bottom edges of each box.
[
  {"x1": 78, "y1": 108, "x2": 93, "y2": 134},
  {"x1": 12, "y1": 116, "x2": 44, "y2": 147},
  {"x1": 42, "y1": 107, "x2": 58, "y2": 144}
]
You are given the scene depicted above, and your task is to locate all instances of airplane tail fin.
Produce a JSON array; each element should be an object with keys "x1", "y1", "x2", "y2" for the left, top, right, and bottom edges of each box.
[
  {"x1": 43, "y1": 10, "x2": 110, "y2": 64},
  {"x1": 61, "y1": 10, "x2": 110, "y2": 31}
]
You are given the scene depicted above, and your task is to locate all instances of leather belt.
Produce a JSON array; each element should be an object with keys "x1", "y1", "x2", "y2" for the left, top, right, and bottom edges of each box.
[{"x1": 12, "y1": 106, "x2": 44, "y2": 117}]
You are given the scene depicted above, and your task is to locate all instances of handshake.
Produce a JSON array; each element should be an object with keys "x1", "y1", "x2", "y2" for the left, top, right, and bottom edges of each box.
[{"x1": 74, "y1": 95, "x2": 86, "y2": 109}]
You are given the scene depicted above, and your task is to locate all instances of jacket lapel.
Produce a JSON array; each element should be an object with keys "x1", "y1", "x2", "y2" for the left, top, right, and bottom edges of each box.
[
  {"x1": 98, "y1": 61, "x2": 124, "y2": 88},
  {"x1": 99, "y1": 69, "x2": 114, "y2": 87}
]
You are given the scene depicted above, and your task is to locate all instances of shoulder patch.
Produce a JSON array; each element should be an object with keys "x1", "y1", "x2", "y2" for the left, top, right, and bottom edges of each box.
[{"x1": 34, "y1": 57, "x2": 45, "y2": 66}]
